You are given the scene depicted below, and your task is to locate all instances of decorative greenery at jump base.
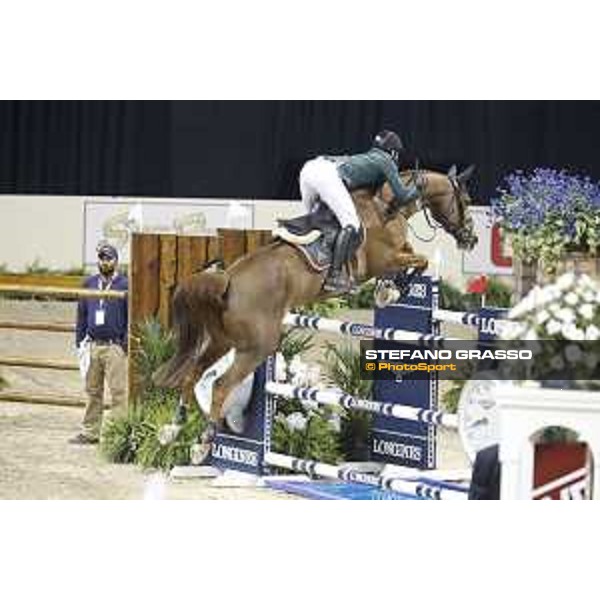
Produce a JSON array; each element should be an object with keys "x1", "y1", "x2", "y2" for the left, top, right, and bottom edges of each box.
[{"x1": 102, "y1": 316, "x2": 372, "y2": 469}]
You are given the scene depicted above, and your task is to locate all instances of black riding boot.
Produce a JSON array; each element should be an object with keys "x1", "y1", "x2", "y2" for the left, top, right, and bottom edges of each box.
[{"x1": 324, "y1": 225, "x2": 362, "y2": 293}]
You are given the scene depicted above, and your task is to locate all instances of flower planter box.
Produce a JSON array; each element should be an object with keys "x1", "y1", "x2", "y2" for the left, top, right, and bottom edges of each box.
[
  {"x1": 492, "y1": 168, "x2": 600, "y2": 300},
  {"x1": 514, "y1": 252, "x2": 600, "y2": 299},
  {"x1": 514, "y1": 258, "x2": 537, "y2": 300}
]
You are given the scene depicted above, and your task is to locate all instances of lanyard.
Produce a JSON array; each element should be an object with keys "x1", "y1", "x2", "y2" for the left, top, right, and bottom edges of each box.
[{"x1": 97, "y1": 274, "x2": 115, "y2": 308}]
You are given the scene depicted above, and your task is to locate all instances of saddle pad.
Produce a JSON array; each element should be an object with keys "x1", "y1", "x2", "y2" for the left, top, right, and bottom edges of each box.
[
  {"x1": 275, "y1": 203, "x2": 339, "y2": 272},
  {"x1": 277, "y1": 235, "x2": 334, "y2": 272}
]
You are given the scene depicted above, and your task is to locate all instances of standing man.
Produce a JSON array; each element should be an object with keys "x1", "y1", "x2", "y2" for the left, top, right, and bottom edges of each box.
[{"x1": 69, "y1": 241, "x2": 129, "y2": 444}]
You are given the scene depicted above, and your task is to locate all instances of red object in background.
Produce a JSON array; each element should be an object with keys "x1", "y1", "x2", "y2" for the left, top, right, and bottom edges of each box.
[
  {"x1": 467, "y1": 275, "x2": 488, "y2": 294},
  {"x1": 491, "y1": 224, "x2": 513, "y2": 268},
  {"x1": 533, "y1": 443, "x2": 590, "y2": 499}
]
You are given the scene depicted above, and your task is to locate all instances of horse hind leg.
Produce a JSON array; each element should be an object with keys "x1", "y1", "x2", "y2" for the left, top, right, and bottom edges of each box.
[
  {"x1": 179, "y1": 336, "x2": 232, "y2": 419},
  {"x1": 194, "y1": 348, "x2": 267, "y2": 464}
]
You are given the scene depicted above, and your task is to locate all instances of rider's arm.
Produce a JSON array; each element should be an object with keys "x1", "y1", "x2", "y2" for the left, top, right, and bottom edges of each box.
[{"x1": 377, "y1": 153, "x2": 418, "y2": 202}]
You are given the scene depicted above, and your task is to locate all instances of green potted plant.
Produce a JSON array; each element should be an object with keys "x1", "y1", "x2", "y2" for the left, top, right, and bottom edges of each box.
[
  {"x1": 492, "y1": 168, "x2": 600, "y2": 296},
  {"x1": 320, "y1": 341, "x2": 373, "y2": 461}
]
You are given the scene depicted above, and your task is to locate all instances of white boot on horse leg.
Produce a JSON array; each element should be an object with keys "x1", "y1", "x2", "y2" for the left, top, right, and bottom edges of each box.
[
  {"x1": 191, "y1": 349, "x2": 256, "y2": 464},
  {"x1": 193, "y1": 349, "x2": 237, "y2": 415},
  {"x1": 194, "y1": 351, "x2": 254, "y2": 435},
  {"x1": 191, "y1": 349, "x2": 237, "y2": 465},
  {"x1": 223, "y1": 372, "x2": 255, "y2": 435}
]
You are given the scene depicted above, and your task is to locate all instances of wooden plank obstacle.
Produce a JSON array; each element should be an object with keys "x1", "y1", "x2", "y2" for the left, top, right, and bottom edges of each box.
[
  {"x1": 0, "y1": 321, "x2": 74, "y2": 333},
  {"x1": 127, "y1": 230, "x2": 272, "y2": 401},
  {"x1": 0, "y1": 284, "x2": 127, "y2": 407},
  {"x1": 128, "y1": 230, "x2": 272, "y2": 330}
]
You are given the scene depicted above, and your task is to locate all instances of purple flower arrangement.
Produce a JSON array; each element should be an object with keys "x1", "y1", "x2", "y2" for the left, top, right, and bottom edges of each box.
[{"x1": 491, "y1": 168, "x2": 600, "y2": 270}]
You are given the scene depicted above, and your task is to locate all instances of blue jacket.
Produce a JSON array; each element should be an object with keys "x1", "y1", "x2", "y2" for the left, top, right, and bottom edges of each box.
[
  {"x1": 333, "y1": 148, "x2": 417, "y2": 202},
  {"x1": 75, "y1": 273, "x2": 129, "y2": 348}
]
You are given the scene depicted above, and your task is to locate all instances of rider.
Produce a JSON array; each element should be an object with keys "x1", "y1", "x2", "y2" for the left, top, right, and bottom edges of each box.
[{"x1": 299, "y1": 130, "x2": 419, "y2": 292}]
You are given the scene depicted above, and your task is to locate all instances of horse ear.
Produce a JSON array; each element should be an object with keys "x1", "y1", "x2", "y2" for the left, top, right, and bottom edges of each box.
[
  {"x1": 457, "y1": 164, "x2": 476, "y2": 183},
  {"x1": 448, "y1": 164, "x2": 457, "y2": 178}
]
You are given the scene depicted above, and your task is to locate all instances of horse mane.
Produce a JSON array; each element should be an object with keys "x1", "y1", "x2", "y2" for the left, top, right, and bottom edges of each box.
[{"x1": 363, "y1": 168, "x2": 441, "y2": 224}]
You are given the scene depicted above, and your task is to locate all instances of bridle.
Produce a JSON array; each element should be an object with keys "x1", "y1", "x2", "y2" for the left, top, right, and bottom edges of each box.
[{"x1": 407, "y1": 164, "x2": 472, "y2": 245}]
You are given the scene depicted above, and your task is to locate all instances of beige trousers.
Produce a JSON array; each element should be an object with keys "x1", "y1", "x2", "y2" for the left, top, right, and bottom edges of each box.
[{"x1": 82, "y1": 344, "x2": 128, "y2": 438}]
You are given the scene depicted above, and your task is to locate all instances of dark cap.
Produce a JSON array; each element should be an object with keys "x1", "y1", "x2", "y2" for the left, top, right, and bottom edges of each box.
[
  {"x1": 96, "y1": 241, "x2": 118, "y2": 261},
  {"x1": 373, "y1": 130, "x2": 404, "y2": 154}
]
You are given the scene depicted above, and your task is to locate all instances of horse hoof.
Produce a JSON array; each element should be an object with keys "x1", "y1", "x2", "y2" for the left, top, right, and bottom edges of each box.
[
  {"x1": 374, "y1": 280, "x2": 400, "y2": 308},
  {"x1": 190, "y1": 442, "x2": 212, "y2": 465},
  {"x1": 200, "y1": 421, "x2": 218, "y2": 444},
  {"x1": 174, "y1": 401, "x2": 188, "y2": 425}
]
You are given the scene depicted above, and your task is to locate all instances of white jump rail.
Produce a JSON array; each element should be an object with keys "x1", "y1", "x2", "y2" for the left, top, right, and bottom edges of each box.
[
  {"x1": 283, "y1": 313, "x2": 462, "y2": 343},
  {"x1": 266, "y1": 381, "x2": 458, "y2": 428},
  {"x1": 265, "y1": 452, "x2": 468, "y2": 500},
  {"x1": 433, "y1": 309, "x2": 513, "y2": 331}
]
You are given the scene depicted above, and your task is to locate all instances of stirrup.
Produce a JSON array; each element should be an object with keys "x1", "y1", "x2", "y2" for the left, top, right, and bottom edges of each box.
[{"x1": 323, "y1": 271, "x2": 352, "y2": 293}]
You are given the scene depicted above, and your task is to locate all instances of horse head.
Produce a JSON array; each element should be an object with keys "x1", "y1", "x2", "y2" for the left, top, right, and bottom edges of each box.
[{"x1": 426, "y1": 165, "x2": 478, "y2": 250}]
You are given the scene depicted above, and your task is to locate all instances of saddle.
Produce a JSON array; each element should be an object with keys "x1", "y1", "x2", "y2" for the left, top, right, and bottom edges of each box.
[{"x1": 273, "y1": 203, "x2": 341, "y2": 272}]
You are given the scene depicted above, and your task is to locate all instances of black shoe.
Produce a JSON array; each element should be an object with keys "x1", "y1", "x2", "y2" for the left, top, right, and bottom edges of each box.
[{"x1": 69, "y1": 433, "x2": 99, "y2": 445}]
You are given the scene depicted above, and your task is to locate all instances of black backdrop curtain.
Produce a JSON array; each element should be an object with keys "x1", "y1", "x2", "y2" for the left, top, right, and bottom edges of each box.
[
  {"x1": 1, "y1": 100, "x2": 599, "y2": 204},
  {"x1": 0, "y1": 101, "x2": 171, "y2": 197}
]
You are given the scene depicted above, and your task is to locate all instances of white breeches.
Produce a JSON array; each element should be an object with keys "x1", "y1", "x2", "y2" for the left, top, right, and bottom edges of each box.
[{"x1": 299, "y1": 157, "x2": 361, "y2": 230}]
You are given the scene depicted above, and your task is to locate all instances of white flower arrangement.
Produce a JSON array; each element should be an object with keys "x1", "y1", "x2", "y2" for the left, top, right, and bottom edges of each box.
[
  {"x1": 504, "y1": 274, "x2": 600, "y2": 341},
  {"x1": 285, "y1": 412, "x2": 308, "y2": 432},
  {"x1": 502, "y1": 273, "x2": 600, "y2": 382},
  {"x1": 274, "y1": 352, "x2": 288, "y2": 382},
  {"x1": 288, "y1": 356, "x2": 322, "y2": 389},
  {"x1": 275, "y1": 355, "x2": 337, "y2": 424}
]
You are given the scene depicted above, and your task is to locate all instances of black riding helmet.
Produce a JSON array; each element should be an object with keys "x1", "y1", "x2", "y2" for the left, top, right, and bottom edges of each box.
[{"x1": 373, "y1": 130, "x2": 404, "y2": 165}]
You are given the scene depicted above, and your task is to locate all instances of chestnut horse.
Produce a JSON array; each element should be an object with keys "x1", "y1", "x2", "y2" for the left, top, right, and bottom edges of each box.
[{"x1": 153, "y1": 166, "x2": 478, "y2": 462}]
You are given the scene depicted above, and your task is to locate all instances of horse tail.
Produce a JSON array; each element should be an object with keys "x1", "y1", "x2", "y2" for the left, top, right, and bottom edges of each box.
[{"x1": 152, "y1": 271, "x2": 230, "y2": 389}]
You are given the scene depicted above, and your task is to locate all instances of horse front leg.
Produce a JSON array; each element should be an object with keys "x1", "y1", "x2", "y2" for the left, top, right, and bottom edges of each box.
[
  {"x1": 390, "y1": 251, "x2": 429, "y2": 273},
  {"x1": 392, "y1": 252, "x2": 429, "y2": 296},
  {"x1": 374, "y1": 252, "x2": 429, "y2": 307}
]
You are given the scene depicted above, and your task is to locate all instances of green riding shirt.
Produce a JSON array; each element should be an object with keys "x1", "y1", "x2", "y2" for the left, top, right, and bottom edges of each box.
[{"x1": 331, "y1": 147, "x2": 417, "y2": 203}]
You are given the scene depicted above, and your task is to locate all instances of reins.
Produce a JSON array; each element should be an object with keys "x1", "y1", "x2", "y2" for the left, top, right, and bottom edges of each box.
[{"x1": 405, "y1": 163, "x2": 464, "y2": 242}]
